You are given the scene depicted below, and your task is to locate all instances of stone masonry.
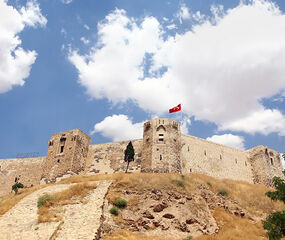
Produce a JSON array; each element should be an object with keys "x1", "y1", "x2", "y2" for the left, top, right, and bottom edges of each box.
[{"x1": 0, "y1": 118, "x2": 284, "y2": 196}]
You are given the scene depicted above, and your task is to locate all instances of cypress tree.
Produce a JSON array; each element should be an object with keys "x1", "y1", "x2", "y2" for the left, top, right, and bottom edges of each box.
[{"x1": 124, "y1": 141, "x2": 135, "y2": 173}]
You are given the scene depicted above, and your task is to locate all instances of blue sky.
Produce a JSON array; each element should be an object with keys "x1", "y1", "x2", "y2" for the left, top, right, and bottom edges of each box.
[{"x1": 0, "y1": 0, "x2": 285, "y2": 158}]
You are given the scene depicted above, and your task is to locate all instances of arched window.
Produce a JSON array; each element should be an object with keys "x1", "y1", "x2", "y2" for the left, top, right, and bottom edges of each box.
[{"x1": 156, "y1": 125, "x2": 166, "y2": 132}]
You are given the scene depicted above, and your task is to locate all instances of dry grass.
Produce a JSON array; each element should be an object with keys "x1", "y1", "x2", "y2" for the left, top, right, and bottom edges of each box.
[
  {"x1": 58, "y1": 172, "x2": 284, "y2": 216},
  {"x1": 0, "y1": 184, "x2": 49, "y2": 216},
  {"x1": 1, "y1": 172, "x2": 284, "y2": 226},
  {"x1": 102, "y1": 229, "x2": 173, "y2": 240},
  {"x1": 37, "y1": 182, "x2": 96, "y2": 223},
  {"x1": 195, "y1": 208, "x2": 267, "y2": 240},
  {"x1": 188, "y1": 174, "x2": 284, "y2": 216}
]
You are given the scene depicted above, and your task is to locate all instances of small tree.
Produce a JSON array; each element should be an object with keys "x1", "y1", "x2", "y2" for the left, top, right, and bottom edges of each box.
[
  {"x1": 263, "y1": 171, "x2": 285, "y2": 240},
  {"x1": 12, "y1": 182, "x2": 24, "y2": 194},
  {"x1": 124, "y1": 141, "x2": 135, "y2": 173}
]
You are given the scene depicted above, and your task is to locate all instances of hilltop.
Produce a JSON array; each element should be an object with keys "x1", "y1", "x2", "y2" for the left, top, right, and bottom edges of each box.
[{"x1": 0, "y1": 173, "x2": 283, "y2": 240}]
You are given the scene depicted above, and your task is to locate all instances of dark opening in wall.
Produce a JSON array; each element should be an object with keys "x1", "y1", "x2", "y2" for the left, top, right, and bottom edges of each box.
[
  {"x1": 188, "y1": 146, "x2": 189, "y2": 152},
  {"x1": 265, "y1": 148, "x2": 268, "y2": 155},
  {"x1": 245, "y1": 161, "x2": 247, "y2": 166},
  {"x1": 48, "y1": 141, "x2": 53, "y2": 146},
  {"x1": 190, "y1": 168, "x2": 192, "y2": 173},
  {"x1": 60, "y1": 146, "x2": 64, "y2": 153},
  {"x1": 271, "y1": 158, "x2": 273, "y2": 165},
  {"x1": 159, "y1": 134, "x2": 164, "y2": 142},
  {"x1": 204, "y1": 150, "x2": 207, "y2": 156},
  {"x1": 160, "y1": 155, "x2": 162, "y2": 160},
  {"x1": 235, "y1": 159, "x2": 237, "y2": 164},
  {"x1": 145, "y1": 124, "x2": 150, "y2": 131},
  {"x1": 57, "y1": 159, "x2": 60, "y2": 163},
  {"x1": 220, "y1": 155, "x2": 222, "y2": 160},
  {"x1": 146, "y1": 137, "x2": 149, "y2": 142}
]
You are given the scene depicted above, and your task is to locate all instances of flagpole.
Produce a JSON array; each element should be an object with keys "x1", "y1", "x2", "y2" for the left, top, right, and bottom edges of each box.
[{"x1": 180, "y1": 105, "x2": 182, "y2": 127}]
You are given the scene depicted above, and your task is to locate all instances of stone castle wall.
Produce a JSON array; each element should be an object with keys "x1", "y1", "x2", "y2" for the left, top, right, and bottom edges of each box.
[
  {"x1": 247, "y1": 146, "x2": 284, "y2": 187},
  {"x1": 0, "y1": 118, "x2": 284, "y2": 197},
  {"x1": 141, "y1": 119, "x2": 181, "y2": 173},
  {"x1": 181, "y1": 135, "x2": 253, "y2": 182},
  {"x1": 84, "y1": 139, "x2": 143, "y2": 175},
  {"x1": 42, "y1": 129, "x2": 91, "y2": 183},
  {"x1": 0, "y1": 157, "x2": 45, "y2": 196}
]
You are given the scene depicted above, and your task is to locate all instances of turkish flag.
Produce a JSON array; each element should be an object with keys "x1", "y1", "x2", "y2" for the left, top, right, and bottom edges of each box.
[{"x1": 169, "y1": 104, "x2": 181, "y2": 113}]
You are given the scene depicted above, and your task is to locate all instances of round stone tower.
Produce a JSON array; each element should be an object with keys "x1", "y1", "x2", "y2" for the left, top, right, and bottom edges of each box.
[{"x1": 141, "y1": 118, "x2": 182, "y2": 173}]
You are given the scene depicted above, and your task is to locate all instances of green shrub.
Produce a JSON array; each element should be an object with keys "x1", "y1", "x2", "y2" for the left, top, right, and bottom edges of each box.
[
  {"x1": 184, "y1": 236, "x2": 192, "y2": 240},
  {"x1": 37, "y1": 194, "x2": 55, "y2": 208},
  {"x1": 217, "y1": 189, "x2": 228, "y2": 196},
  {"x1": 110, "y1": 207, "x2": 119, "y2": 216},
  {"x1": 263, "y1": 172, "x2": 285, "y2": 240},
  {"x1": 114, "y1": 199, "x2": 127, "y2": 208},
  {"x1": 12, "y1": 182, "x2": 24, "y2": 194},
  {"x1": 172, "y1": 179, "x2": 185, "y2": 187},
  {"x1": 207, "y1": 181, "x2": 212, "y2": 187},
  {"x1": 181, "y1": 174, "x2": 185, "y2": 179}
]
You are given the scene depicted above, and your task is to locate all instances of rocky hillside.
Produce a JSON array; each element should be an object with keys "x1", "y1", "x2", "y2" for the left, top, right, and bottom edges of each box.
[{"x1": 0, "y1": 173, "x2": 283, "y2": 240}]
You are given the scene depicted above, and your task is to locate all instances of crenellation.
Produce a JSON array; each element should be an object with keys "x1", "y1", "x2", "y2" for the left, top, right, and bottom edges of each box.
[{"x1": 0, "y1": 118, "x2": 283, "y2": 196}]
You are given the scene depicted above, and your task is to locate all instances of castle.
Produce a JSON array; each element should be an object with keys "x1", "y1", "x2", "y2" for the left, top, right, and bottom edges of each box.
[{"x1": 0, "y1": 118, "x2": 283, "y2": 196}]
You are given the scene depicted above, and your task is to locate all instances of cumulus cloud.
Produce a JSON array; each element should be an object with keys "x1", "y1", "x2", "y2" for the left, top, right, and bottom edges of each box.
[
  {"x1": 91, "y1": 114, "x2": 144, "y2": 141},
  {"x1": 69, "y1": 1, "x2": 285, "y2": 136},
  {"x1": 80, "y1": 36, "x2": 90, "y2": 45},
  {"x1": 20, "y1": 0, "x2": 47, "y2": 27},
  {"x1": 180, "y1": 118, "x2": 191, "y2": 135},
  {"x1": 61, "y1": 0, "x2": 73, "y2": 4},
  {"x1": 176, "y1": 3, "x2": 190, "y2": 23},
  {"x1": 207, "y1": 134, "x2": 245, "y2": 149},
  {"x1": 84, "y1": 24, "x2": 90, "y2": 30},
  {"x1": 220, "y1": 109, "x2": 285, "y2": 136},
  {"x1": 166, "y1": 24, "x2": 176, "y2": 30},
  {"x1": 192, "y1": 11, "x2": 206, "y2": 22},
  {"x1": 0, "y1": 0, "x2": 46, "y2": 94}
]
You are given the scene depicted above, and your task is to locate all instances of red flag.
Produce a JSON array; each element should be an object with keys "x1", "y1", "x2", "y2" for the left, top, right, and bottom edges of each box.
[{"x1": 169, "y1": 104, "x2": 181, "y2": 113}]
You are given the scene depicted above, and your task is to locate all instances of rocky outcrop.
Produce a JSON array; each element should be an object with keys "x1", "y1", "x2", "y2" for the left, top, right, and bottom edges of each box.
[{"x1": 100, "y1": 184, "x2": 260, "y2": 239}]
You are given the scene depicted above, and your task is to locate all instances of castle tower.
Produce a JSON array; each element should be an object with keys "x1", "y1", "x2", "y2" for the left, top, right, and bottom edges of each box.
[
  {"x1": 247, "y1": 146, "x2": 284, "y2": 186},
  {"x1": 41, "y1": 129, "x2": 91, "y2": 183},
  {"x1": 141, "y1": 118, "x2": 182, "y2": 173}
]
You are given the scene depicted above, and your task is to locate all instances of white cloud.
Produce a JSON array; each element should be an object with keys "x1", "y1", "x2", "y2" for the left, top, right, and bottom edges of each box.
[
  {"x1": 180, "y1": 118, "x2": 191, "y2": 135},
  {"x1": 0, "y1": 0, "x2": 46, "y2": 94},
  {"x1": 80, "y1": 36, "x2": 90, "y2": 45},
  {"x1": 192, "y1": 11, "x2": 206, "y2": 22},
  {"x1": 176, "y1": 3, "x2": 190, "y2": 23},
  {"x1": 91, "y1": 114, "x2": 144, "y2": 142},
  {"x1": 207, "y1": 134, "x2": 245, "y2": 149},
  {"x1": 166, "y1": 24, "x2": 176, "y2": 30},
  {"x1": 61, "y1": 0, "x2": 73, "y2": 4},
  {"x1": 69, "y1": 1, "x2": 285, "y2": 136},
  {"x1": 20, "y1": 0, "x2": 47, "y2": 27},
  {"x1": 220, "y1": 109, "x2": 285, "y2": 136},
  {"x1": 61, "y1": 27, "x2": 67, "y2": 37},
  {"x1": 84, "y1": 24, "x2": 90, "y2": 30}
]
